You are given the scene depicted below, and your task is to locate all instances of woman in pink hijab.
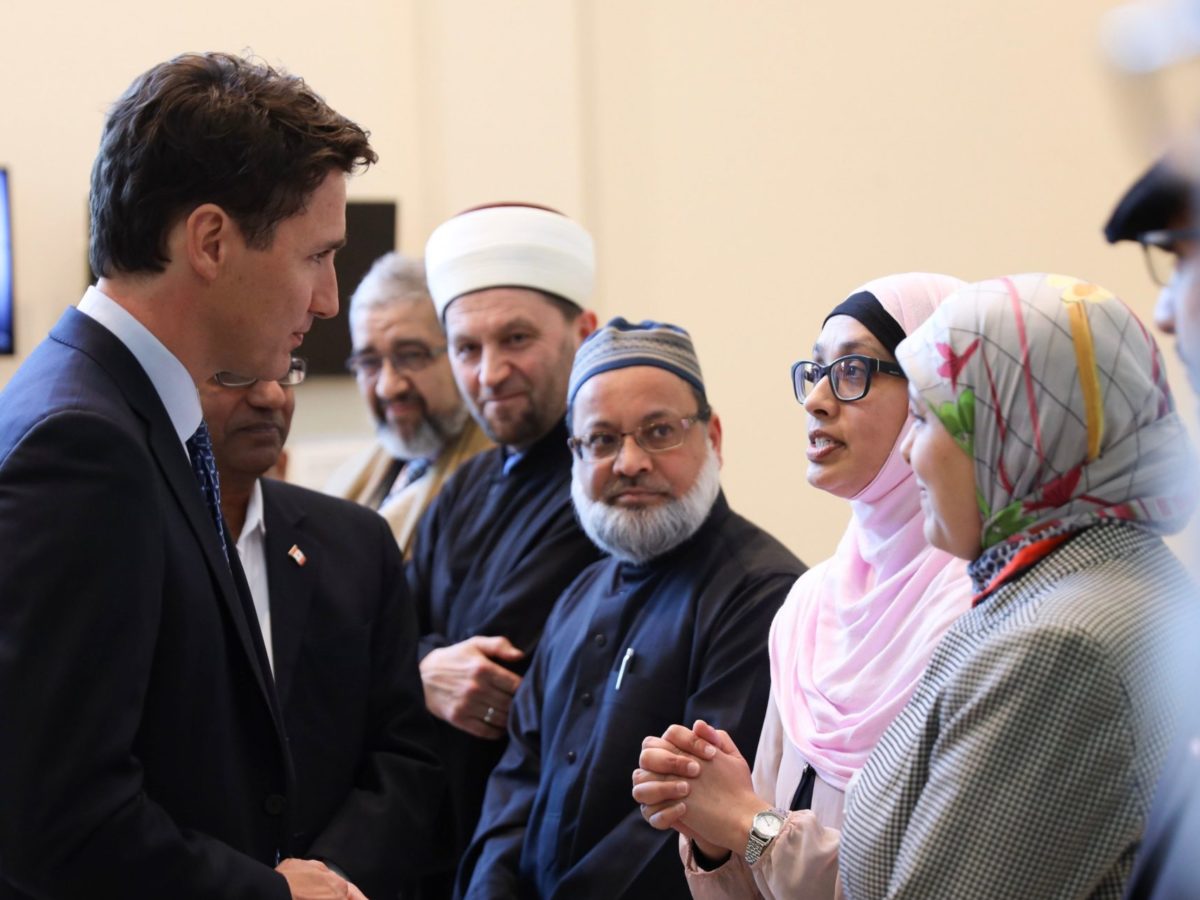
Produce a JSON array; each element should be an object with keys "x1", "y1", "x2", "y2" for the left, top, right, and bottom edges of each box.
[{"x1": 632, "y1": 273, "x2": 974, "y2": 899}]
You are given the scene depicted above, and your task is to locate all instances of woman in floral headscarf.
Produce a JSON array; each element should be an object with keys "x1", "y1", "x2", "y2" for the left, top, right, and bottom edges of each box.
[{"x1": 839, "y1": 273, "x2": 1199, "y2": 899}]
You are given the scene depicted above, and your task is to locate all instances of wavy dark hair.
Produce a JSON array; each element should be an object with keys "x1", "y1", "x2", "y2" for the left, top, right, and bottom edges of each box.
[{"x1": 89, "y1": 52, "x2": 377, "y2": 277}]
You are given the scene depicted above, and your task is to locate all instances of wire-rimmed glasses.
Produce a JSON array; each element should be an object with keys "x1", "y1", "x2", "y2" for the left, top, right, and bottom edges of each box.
[
  {"x1": 568, "y1": 414, "x2": 705, "y2": 462},
  {"x1": 213, "y1": 356, "x2": 307, "y2": 389}
]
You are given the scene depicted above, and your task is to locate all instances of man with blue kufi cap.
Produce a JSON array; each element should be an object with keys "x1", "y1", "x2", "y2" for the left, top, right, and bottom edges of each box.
[{"x1": 457, "y1": 318, "x2": 804, "y2": 899}]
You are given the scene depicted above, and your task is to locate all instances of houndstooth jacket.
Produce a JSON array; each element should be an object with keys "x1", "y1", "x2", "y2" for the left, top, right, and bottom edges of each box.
[{"x1": 839, "y1": 523, "x2": 1198, "y2": 900}]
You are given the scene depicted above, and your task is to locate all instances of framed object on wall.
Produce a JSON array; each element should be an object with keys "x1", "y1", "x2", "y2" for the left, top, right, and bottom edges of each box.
[
  {"x1": 303, "y1": 200, "x2": 397, "y2": 376},
  {"x1": 0, "y1": 168, "x2": 13, "y2": 354}
]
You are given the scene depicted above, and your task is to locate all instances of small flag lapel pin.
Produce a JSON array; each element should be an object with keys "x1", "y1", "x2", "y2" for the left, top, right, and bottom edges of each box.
[{"x1": 287, "y1": 544, "x2": 307, "y2": 567}]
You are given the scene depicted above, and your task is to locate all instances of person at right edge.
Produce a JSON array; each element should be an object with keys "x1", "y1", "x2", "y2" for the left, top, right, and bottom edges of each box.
[
  {"x1": 1102, "y1": 154, "x2": 1196, "y2": 340},
  {"x1": 1108, "y1": 156, "x2": 1200, "y2": 900},
  {"x1": 406, "y1": 203, "x2": 605, "y2": 896}
]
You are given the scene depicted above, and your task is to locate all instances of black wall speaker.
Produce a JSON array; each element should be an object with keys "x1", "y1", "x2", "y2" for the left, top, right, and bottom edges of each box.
[{"x1": 304, "y1": 200, "x2": 397, "y2": 376}]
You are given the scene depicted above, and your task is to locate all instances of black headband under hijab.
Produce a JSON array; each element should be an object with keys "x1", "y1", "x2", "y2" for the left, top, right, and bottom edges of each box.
[{"x1": 823, "y1": 291, "x2": 907, "y2": 356}]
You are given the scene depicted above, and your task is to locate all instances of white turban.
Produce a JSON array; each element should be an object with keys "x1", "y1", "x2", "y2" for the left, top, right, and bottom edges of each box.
[{"x1": 425, "y1": 205, "x2": 595, "y2": 319}]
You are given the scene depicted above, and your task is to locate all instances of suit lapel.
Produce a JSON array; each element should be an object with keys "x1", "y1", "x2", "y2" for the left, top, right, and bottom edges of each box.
[
  {"x1": 150, "y1": 412, "x2": 285, "y2": 710},
  {"x1": 261, "y1": 480, "x2": 317, "y2": 708},
  {"x1": 51, "y1": 309, "x2": 281, "y2": 716}
]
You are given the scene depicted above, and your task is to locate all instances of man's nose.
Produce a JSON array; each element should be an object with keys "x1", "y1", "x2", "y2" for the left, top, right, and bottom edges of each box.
[
  {"x1": 312, "y1": 263, "x2": 339, "y2": 320},
  {"x1": 1155, "y1": 279, "x2": 1179, "y2": 335},
  {"x1": 479, "y1": 346, "x2": 511, "y2": 389},
  {"x1": 376, "y1": 358, "x2": 415, "y2": 400},
  {"x1": 611, "y1": 433, "x2": 652, "y2": 477},
  {"x1": 248, "y1": 379, "x2": 289, "y2": 409}
]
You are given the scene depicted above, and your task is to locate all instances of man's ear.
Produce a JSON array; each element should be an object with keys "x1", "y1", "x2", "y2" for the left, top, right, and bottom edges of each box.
[
  {"x1": 707, "y1": 413, "x2": 723, "y2": 467},
  {"x1": 182, "y1": 204, "x2": 235, "y2": 282},
  {"x1": 574, "y1": 309, "x2": 599, "y2": 347}
]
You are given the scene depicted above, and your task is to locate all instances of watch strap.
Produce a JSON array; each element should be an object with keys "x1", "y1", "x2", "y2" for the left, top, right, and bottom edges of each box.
[{"x1": 743, "y1": 807, "x2": 787, "y2": 865}]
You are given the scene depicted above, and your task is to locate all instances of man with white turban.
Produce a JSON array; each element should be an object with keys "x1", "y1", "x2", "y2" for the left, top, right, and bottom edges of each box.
[{"x1": 407, "y1": 204, "x2": 605, "y2": 895}]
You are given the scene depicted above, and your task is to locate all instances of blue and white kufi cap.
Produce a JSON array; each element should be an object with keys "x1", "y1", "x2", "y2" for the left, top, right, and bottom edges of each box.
[{"x1": 568, "y1": 317, "x2": 705, "y2": 405}]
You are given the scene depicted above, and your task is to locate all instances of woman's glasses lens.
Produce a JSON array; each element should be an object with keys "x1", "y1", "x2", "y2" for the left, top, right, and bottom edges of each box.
[{"x1": 792, "y1": 356, "x2": 879, "y2": 403}]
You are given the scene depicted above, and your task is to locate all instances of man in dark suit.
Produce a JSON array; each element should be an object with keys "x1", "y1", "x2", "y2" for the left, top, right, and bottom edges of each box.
[
  {"x1": 1107, "y1": 158, "x2": 1200, "y2": 899},
  {"x1": 198, "y1": 357, "x2": 445, "y2": 899},
  {"x1": 0, "y1": 53, "x2": 375, "y2": 899}
]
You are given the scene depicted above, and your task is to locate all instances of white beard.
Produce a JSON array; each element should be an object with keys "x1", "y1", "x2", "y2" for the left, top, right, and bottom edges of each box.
[
  {"x1": 377, "y1": 404, "x2": 471, "y2": 461},
  {"x1": 571, "y1": 443, "x2": 721, "y2": 565}
]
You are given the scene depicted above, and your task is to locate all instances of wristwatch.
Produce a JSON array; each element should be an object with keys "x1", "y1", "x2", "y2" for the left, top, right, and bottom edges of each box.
[{"x1": 743, "y1": 807, "x2": 787, "y2": 864}]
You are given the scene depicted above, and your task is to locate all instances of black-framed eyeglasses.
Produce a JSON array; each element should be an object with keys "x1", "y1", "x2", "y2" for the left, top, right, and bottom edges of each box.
[
  {"x1": 568, "y1": 414, "x2": 704, "y2": 462},
  {"x1": 345, "y1": 345, "x2": 448, "y2": 378},
  {"x1": 213, "y1": 356, "x2": 307, "y2": 389},
  {"x1": 790, "y1": 354, "x2": 904, "y2": 403},
  {"x1": 1138, "y1": 227, "x2": 1200, "y2": 287}
]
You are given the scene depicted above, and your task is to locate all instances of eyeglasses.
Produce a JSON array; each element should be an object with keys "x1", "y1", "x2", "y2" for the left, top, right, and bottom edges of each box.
[
  {"x1": 213, "y1": 356, "x2": 307, "y2": 389},
  {"x1": 791, "y1": 354, "x2": 904, "y2": 403},
  {"x1": 345, "y1": 345, "x2": 448, "y2": 378},
  {"x1": 568, "y1": 414, "x2": 705, "y2": 462},
  {"x1": 1138, "y1": 227, "x2": 1200, "y2": 287}
]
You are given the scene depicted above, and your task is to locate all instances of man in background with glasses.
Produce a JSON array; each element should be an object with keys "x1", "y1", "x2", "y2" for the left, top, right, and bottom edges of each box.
[
  {"x1": 1104, "y1": 155, "x2": 1197, "y2": 334},
  {"x1": 457, "y1": 318, "x2": 803, "y2": 900},
  {"x1": 1115, "y1": 164, "x2": 1200, "y2": 899},
  {"x1": 200, "y1": 356, "x2": 444, "y2": 900},
  {"x1": 328, "y1": 253, "x2": 490, "y2": 558}
]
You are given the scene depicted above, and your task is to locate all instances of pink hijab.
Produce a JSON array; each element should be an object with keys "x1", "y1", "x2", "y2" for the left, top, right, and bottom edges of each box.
[{"x1": 769, "y1": 273, "x2": 974, "y2": 791}]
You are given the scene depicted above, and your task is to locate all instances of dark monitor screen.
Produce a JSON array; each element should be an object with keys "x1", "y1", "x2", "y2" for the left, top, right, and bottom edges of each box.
[
  {"x1": 0, "y1": 168, "x2": 12, "y2": 354},
  {"x1": 304, "y1": 200, "x2": 397, "y2": 375}
]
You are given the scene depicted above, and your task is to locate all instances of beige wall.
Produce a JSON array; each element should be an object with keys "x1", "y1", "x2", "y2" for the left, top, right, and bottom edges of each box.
[{"x1": 3, "y1": 0, "x2": 1193, "y2": 564}]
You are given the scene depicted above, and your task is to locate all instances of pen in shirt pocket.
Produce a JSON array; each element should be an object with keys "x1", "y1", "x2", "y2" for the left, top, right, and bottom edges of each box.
[{"x1": 615, "y1": 646, "x2": 635, "y2": 690}]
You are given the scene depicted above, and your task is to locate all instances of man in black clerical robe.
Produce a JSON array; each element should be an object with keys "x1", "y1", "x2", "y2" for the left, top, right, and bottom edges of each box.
[
  {"x1": 408, "y1": 204, "x2": 604, "y2": 893},
  {"x1": 456, "y1": 318, "x2": 805, "y2": 899}
]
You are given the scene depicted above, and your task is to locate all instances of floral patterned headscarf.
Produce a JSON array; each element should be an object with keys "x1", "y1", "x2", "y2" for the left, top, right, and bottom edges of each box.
[{"x1": 896, "y1": 273, "x2": 1196, "y2": 594}]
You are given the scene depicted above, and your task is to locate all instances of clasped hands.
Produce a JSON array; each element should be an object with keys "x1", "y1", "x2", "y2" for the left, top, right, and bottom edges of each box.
[{"x1": 631, "y1": 719, "x2": 767, "y2": 863}]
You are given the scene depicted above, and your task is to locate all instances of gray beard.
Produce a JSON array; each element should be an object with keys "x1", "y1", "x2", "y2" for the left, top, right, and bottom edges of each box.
[
  {"x1": 377, "y1": 404, "x2": 471, "y2": 462},
  {"x1": 571, "y1": 445, "x2": 721, "y2": 565}
]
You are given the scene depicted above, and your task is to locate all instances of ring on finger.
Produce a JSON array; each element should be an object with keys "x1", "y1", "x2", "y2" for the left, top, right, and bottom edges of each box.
[{"x1": 483, "y1": 706, "x2": 496, "y2": 725}]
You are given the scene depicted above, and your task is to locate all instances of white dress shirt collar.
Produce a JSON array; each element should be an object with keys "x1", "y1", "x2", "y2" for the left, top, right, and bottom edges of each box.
[
  {"x1": 77, "y1": 285, "x2": 201, "y2": 448},
  {"x1": 239, "y1": 478, "x2": 268, "y2": 546}
]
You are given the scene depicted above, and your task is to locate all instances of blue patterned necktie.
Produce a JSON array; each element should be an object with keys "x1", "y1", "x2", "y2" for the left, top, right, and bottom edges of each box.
[
  {"x1": 186, "y1": 422, "x2": 229, "y2": 560},
  {"x1": 400, "y1": 456, "x2": 431, "y2": 489}
]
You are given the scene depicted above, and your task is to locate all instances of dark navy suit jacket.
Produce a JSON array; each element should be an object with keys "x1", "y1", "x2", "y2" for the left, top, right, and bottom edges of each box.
[
  {"x1": 0, "y1": 308, "x2": 293, "y2": 898},
  {"x1": 260, "y1": 478, "x2": 444, "y2": 899}
]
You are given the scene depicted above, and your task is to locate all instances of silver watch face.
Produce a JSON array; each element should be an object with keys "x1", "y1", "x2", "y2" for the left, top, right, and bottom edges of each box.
[{"x1": 752, "y1": 809, "x2": 784, "y2": 839}]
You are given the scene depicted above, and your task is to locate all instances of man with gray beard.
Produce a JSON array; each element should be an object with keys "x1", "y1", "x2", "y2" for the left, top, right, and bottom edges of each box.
[
  {"x1": 327, "y1": 252, "x2": 491, "y2": 558},
  {"x1": 456, "y1": 318, "x2": 805, "y2": 900}
]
